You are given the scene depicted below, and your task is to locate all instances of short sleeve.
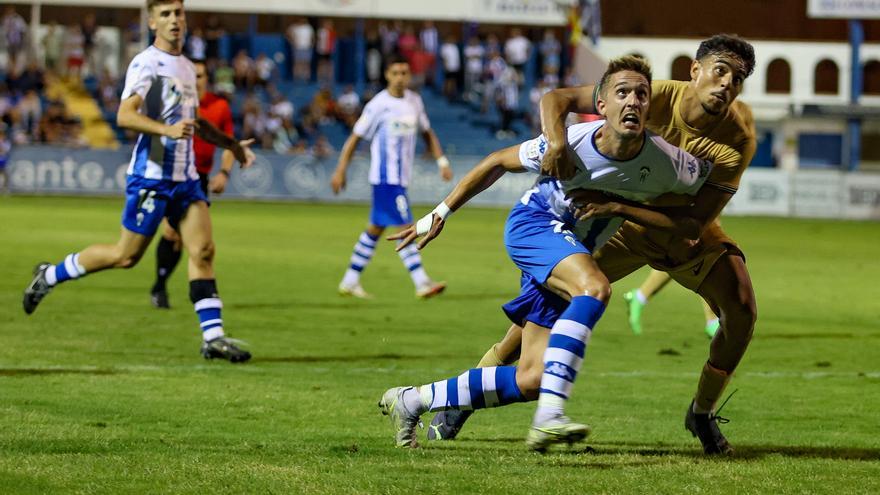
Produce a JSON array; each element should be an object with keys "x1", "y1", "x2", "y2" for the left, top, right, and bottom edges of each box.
[
  {"x1": 352, "y1": 100, "x2": 381, "y2": 140},
  {"x1": 673, "y1": 155, "x2": 713, "y2": 195},
  {"x1": 120, "y1": 54, "x2": 156, "y2": 101},
  {"x1": 518, "y1": 134, "x2": 547, "y2": 174}
]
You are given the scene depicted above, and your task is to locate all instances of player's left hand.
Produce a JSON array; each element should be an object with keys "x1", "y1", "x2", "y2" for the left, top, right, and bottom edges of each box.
[
  {"x1": 439, "y1": 165, "x2": 453, "y2": 181},
  {"x1": 573, "y1": 201, "x2": 619, "y2": 220},
  {"x1": 567, "y1": 189, "x2": 618, "y2": 219},
  {"x1": 209, "y1": 173, "x2": 228, "y2": 194},
  {"x1": 387, "y1": 213, "x2": 445, "y2": 251},
  {"x1": 233, "y1": 139, "x2": 256, "y2": 168}
]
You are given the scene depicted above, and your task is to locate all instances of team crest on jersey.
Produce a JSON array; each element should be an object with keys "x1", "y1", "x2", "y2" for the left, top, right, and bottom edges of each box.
[
  {"x1": 639, "y1": 166, "x2": 651, "y2": 183},
  {"x1": 389, "y1": 116, "x2": 417, "y2": 137}
]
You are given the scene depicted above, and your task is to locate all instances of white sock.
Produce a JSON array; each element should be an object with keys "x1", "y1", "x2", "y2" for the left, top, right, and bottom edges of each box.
[
  {"x1": 341, "y1": 268, "x2": 360, "y2": 287},
  {"x1": 635, "y1": 289, "x2": 648, "y2": 305}
]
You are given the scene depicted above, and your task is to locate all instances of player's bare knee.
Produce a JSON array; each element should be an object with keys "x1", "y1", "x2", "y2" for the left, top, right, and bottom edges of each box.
[
  {"x1": 572, "y1": 278, "x2": 611, "y2": 304},
  {"x1": 115, "y1": 252, "x2": 142, "y2": 269},
  {"x1": 191, "y1": 241, "x2": 215, "y2": 264}
]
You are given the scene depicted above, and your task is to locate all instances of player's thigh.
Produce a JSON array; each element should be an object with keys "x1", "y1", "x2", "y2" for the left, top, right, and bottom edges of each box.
[
  {"x1": 593, "y1": 231, "x2": 649, "y2": 284},
  {"x1": 160, "y1": 218, "x2": 181, "y2": 243},
  {"x1": 696, "y1": 252, "x2": 756, "y2": 325},
  {"x1": 545, "y1": 253, "x2": 609, "y2": 301},
  {"x1": 178, "y1": 200, "x2": 213, "y2": 254},
  {"x1": 117, "y1": 226, "x2": 154, "y2": 260}
]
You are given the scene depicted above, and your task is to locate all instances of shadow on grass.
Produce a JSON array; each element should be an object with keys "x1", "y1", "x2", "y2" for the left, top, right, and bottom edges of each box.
[
  {"x1": 447, "y1": 438, "x2": 880, "y2": 461},
  {"x1": 257, "y1": 353, "x2": 458, "y2": 363},
  {"x1": 758, "y1": 332, "x2": 880, "y2": 340},
  {"x1": 0, "y1": 368, "x2": 121, "y2": 377}
]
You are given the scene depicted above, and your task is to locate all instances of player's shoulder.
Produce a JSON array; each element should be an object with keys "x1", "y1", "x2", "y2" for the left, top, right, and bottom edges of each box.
[
  {"x1": 128, "y1": 47, "x2": 159, "y2": 70},
  {"x1": 714, "y1": 100, "x2": 756, "y2": 152},
  {"x1": 651, "y1": 79, "x2": 687, "y2": 98},
  {"x1": 403, "y1": 89, "x2": 425, "y2": 106}
]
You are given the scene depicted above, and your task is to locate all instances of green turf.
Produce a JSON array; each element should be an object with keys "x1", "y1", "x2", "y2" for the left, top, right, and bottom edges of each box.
[{"x1": 1, "y1": 195, "x2": 878, "y2": 494}]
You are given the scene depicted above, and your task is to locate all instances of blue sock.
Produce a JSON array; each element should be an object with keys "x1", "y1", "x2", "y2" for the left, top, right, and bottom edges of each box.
[
  {"x1": 415, "y1": 366, "x2": 526, "y2": 413},
  {"x1": 534, "y1": 295, "x2": 606, "y2": 423},
  {"x1": 44, "y1": 253, "x2": 87, "y2": 286},
  {"x1": 190, "y1": 279, "x2": 224, "y2": 341}
]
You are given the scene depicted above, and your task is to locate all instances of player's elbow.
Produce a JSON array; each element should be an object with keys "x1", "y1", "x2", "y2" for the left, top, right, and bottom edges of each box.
[{"x1": 116, "y1": 107, "x2": 135, "y2": 130}]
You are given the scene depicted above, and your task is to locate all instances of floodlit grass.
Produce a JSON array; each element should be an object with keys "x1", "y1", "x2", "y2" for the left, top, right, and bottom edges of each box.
[{"x1": 1, "y1": 195, "x2": 878, "y2": 494}]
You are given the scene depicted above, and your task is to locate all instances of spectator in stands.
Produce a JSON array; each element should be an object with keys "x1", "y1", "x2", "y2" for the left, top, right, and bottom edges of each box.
[
  {"x1": 241, "y1": 94, "x2": 267, "y2": 144},
  {"x1": 336, "y1": 84, "x2": 361, "y2": 129},
  {"x1": 496, "y1": 65, "x2": 519, "y2": 139},
  {"x1": 99, "y1": 68, "x2": 119, "y2": 115},
  {"x1": 187, "y1": 27, "x2": 206, "y2": 61},
  {"x1": 270, "y1": 89, "x2": 295, "y2": 124},
  {"x1": 11, "y1": 60, "x2": 46, "y2": 95},
  {"x1": 540, "y1": 29, "x2": 561, "y2": 76},
  {"x1": 81, "y1": 13, "x2": 99, "y2": 77},
  {"x1": 232, "y1": 49, "x2": 255, "y2": 89},
  {"x1": 379, "y1": 21, "x2": 400, "y2": 59},
  {"x1": 16, "y1": 89, "x2": 42, "y2": 141},
  {"x1": 64, "y1": 23, "x2": 85, "y2": 81},
  {"x1": 0, "y1": 83, "x2": 15, "y2": 130},
  {"x1": 213, "y1": 59, "x2": 235, "y2": 96},
  {"x1": 398, "y1": 25, "x2": 418, "y2": 61},
  {"x1": 204, "y1": 15, "x2": 225, "y2": 69},
  {"x1": 541, "y1": 64, "x2": 559, "y2": 89},
  {"x1": 463, "y1": 36, "x2": 485, "y2": 104},
  {"x1": 365, "y1": 30, "x2": 383, "y2": 86},
  {"x1": 311, "y1": 134, "x2": 335, "y2": 160},
  {"x1": 254, "y1": 53, "x2": 277, "y2": 88},
  {"x1": 2, "y1": 6, "x2": 28, "y2": 74},
  {"x1": 409, "y1": 43, "x2": 435, "y2": 90},
  {"x1": 562, "y1": 66, "x2": 581, "y2": 88},
  {"x1": 316, "y1": 19, "x2": 337, "y2": 84},
  {"x1": 504, "y1": 27, "x2": 531, "y2": 84},
  {"x1": 287, "y1": 17, "x2": 314, "y2": 83},
  {"x1": 420, "y1": 20, "x2": 440, "y2": 86},
  {"x1": 42, "y1": 21, "x2": 64, "y2": 74},
  {"x1": 482, "y1": 49, "x2": 507, "y2": 114},
  {"x1": 441, "y1": 35, "x2": 461, "y2": 102},
  {"x1": 485, "y1": 33, "x2": 500, "y2": 56}
]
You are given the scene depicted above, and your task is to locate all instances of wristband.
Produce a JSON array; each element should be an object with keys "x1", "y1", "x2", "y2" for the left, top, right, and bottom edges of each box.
[
  {"x1": 415, "y1": 202, "x2": 452, "y2": 236},
  {"x1": 436, "y1": 155, "x2": 451, "y2": 168},
  {"x1": 219, "y1": 169, "x2": 230, "y2": 177}
]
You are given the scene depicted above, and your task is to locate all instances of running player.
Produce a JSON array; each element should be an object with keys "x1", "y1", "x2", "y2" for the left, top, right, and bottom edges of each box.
[
  {"x1": 150, "y1": 58, "x2": 236, "y2": 309},
  {"x1": 623, "y1": 269, "x2": 720, "y2": 337},
  {"x1": 429, "y1": 34, "x2": 757, "y2": 455},
  {"x1": 22, "y1": 0, "x2": 255, "y2": 363},
  {"x1": 379, "y1": 56, "x2": 713, "y2": 450},
  {"x1": 331, "y1": 54, "x2": 452, "y2": 299}
]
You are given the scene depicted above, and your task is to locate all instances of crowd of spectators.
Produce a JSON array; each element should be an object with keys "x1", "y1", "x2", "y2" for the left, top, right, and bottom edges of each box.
[{"x1": 1, "y1": 7, "x2": 583, "y2": 154}]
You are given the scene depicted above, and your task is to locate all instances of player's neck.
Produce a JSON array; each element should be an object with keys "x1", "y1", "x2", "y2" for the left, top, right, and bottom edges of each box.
[
  {"x1": 387, "y1": 87, "x2": 405, "y2": 98},
  {"x1": 594, "y1": 127, "x2": 644, "y2": 161},
  {"x1": 153, "y1": 38, "x2": 182, "y2": 56}
]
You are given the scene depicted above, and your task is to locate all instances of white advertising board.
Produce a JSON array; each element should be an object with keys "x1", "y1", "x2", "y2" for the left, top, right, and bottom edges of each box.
[{"x1": 725, "y1": 168, "x2": 792, "y2": 216}]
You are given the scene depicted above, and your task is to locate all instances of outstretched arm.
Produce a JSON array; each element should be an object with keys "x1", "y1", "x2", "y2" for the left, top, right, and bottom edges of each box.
[
  {"x1": 388, "y1": 144, "x2": 525, "y2": 250},
  {"x1": 538, "y1": 85, "x2": 597, "y2": 180}
]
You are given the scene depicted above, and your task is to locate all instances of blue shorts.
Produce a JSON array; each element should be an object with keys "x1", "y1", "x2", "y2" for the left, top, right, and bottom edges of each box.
[
  {"x1": 121, "y1": 175, "x2": 209, "y2": 236},
  {"x1": 504, "y1": 203, "x2": 591, "y2": 284},
  {"x1": 370, "y1": 184, "x2": 412, "y2": 227},
  {"x1": 502, "y1": 272, "x2": 569, "y2": 329}
]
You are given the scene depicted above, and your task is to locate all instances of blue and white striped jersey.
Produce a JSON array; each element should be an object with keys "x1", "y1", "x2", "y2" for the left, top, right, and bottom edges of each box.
[
  {"x1": 517, "y1": 120, "x2": 712, "y2": 251},
  {"x1": 352, "y1": 89, "x2": 430, "y2": 188},
  {"x1": 121, "y1": 46, "x2": 199, "y2": 182}
]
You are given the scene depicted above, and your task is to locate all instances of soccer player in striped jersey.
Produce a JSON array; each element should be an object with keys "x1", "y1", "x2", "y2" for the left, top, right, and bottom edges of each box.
[
  {"x1": 22, "y1": 0, "x2": 255, "y2": 363},
  {"x1": 331, "y1": 54, "x2": 452, "y2": 299},
  {"x1": 149, "y1": 58, "x2": 235, "y2": 310},
  {"x1": 378, "y1": 56, "x2": 713, "y2": 450}
]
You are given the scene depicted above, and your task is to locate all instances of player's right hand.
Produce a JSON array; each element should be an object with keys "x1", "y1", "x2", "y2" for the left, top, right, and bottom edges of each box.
[
  {"x1": 166, "y1": 119, "x2": 195, "y2": 139},
  {"x1": 540, "y1": 142, "x2": 579, "y2": 180},
  {"x1": 387, "y1": 213, "x2": 445, "y2": 251},
  {"x1": 330, "y1": 170, "x2": 346, "y2": 194}
]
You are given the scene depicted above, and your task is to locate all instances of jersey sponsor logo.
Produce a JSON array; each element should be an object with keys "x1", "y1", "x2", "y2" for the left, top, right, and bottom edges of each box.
[
  {"x1": 527, "y1": 137, "x2": 547, "y2": 160},
  {"x1": 639, "y1": 166, "x2": 651, "y2": 183},
  {"x1": 687, "y1": 159, "x2": 698, "y2": 178},
  {"x1": 388, "y1": 116, "x2": 418, "y2": 137}
]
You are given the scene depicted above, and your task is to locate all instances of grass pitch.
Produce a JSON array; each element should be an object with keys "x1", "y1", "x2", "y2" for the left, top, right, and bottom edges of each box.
[{"x1": 0, "y1": 195, "x2": 878, "y2": 494}]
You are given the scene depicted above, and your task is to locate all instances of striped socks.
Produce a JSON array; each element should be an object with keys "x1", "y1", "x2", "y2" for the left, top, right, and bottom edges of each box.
[
  {"x1": 341, "y1": 231, "x2": 378, "y2": 287},
  {"x1": 44, "y1": 253, "x2": 87, "y2": 286},
  {"x1": 533, "y1": 295, "x2": 606, "y2": 424}
]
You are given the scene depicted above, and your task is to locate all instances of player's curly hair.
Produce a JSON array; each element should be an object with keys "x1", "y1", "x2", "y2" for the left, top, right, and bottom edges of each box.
[
  {"x1": 597, "y1": 55, "x2": 652, "y2": 96},
  {"x1": 695, "y1": 34, "x2": 755, "y2": 77}
]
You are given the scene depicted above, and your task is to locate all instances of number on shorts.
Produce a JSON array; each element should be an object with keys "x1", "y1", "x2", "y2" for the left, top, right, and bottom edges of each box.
[{"x1": 138, "y1": 189, "x2": 158, "y2": 214}]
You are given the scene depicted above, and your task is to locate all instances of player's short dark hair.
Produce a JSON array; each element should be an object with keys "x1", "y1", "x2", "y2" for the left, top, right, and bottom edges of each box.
[
  {"x1": 385, "y1": 54, "x2": 410, "y2": 69},
  {"x1": 695, "y1": 34, "x2": 755, "y2": 77},
  {"x1": 147, "y1": 0, "x2": 182, "y2": 12},
  {"x1": 597, "y1": 55, "x2": 652, "y2": 96}
]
